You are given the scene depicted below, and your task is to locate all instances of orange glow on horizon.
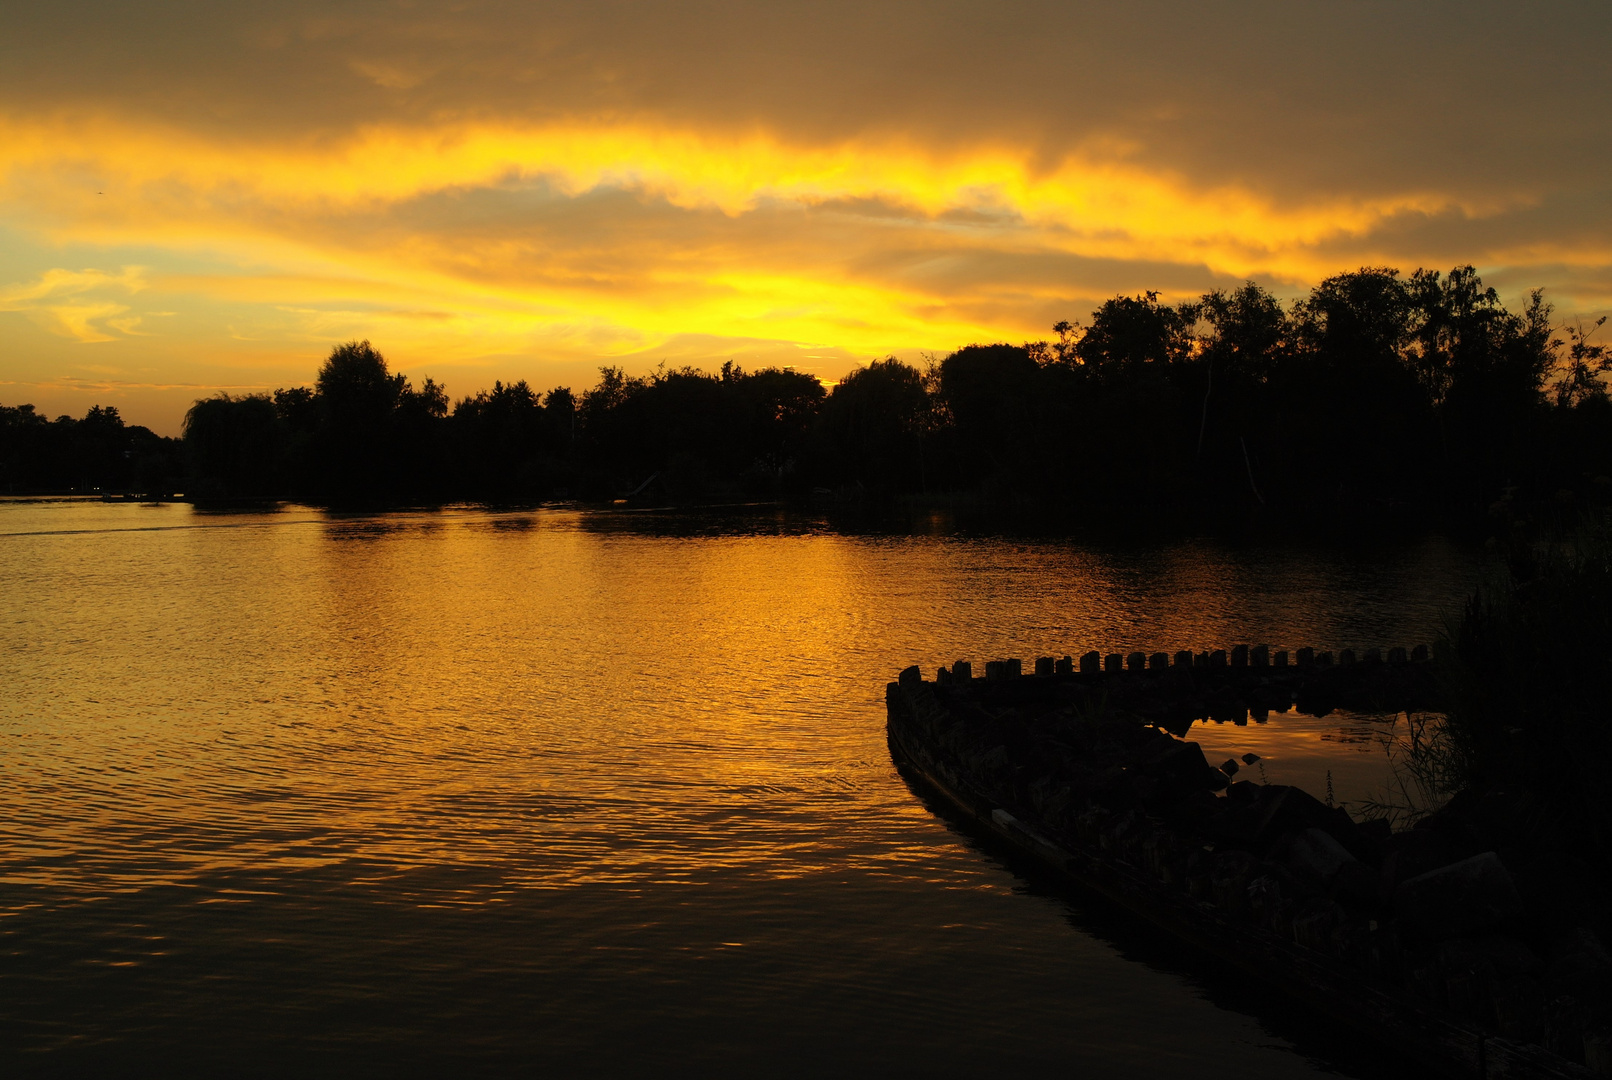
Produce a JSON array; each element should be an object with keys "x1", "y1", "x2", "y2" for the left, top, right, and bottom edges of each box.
[{"x1": 2, "y1": 108, "x2": 1609, "y2": 432}]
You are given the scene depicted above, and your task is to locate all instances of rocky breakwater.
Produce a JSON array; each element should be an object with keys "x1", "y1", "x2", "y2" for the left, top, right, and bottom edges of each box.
[{"x1": 886, "y1": 650, "x2": 1612, "y2": 1079}]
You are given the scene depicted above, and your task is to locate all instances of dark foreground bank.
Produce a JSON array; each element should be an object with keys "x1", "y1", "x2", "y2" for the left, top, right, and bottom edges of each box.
[{"x1": 887, "y1": 654, "x2": 1612, "y2": 1078}]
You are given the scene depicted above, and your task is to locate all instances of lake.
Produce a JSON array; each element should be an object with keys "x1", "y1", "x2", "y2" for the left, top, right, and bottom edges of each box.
[{"x1": 0, "y1": 500, "x2": 1486, "y2": 1076}]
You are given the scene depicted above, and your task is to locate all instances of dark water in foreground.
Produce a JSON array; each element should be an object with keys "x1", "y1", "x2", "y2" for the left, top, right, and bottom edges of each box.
[{"x1": 0, "y1": 501, "x2": 1486, "y2": 1076}]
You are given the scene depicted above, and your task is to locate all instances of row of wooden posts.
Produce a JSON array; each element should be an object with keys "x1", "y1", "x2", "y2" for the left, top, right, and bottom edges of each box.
[{"x1": 940, "y1": 644, "x2": 1433, "y2": 682}]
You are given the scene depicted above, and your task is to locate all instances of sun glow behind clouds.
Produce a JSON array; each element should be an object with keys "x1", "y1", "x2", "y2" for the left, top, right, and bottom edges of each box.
[
  {"x1": 0, "y1": 104, "x2": 1606, "y2": 432},
  {"x1": 3, "y1": 114, "x2": 1473, "y2": 256},
  {"x1": 1, "y1": 115, "x2": 1474, "y2": 316}
]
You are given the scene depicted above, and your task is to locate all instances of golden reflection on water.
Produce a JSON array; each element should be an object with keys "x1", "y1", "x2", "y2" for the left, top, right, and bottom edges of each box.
[
  {"x1": 0, "y1": 500, "x2": 1486, "y2": 1075},
  {"x1": 0, "y1": 501, "x2": 1479, "y2": 898},
  {"x1": 1190, "y1": 708, "x2": 1419, "y2": 814}
]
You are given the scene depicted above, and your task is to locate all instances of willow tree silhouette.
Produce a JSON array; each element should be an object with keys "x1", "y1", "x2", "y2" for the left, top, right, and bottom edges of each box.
[
  {"x1": 184, "y1": 395, "x2": 283, "y2": 498},
  {"x1": 815, "y1": 357, "x2": 930, "y2": 494}
]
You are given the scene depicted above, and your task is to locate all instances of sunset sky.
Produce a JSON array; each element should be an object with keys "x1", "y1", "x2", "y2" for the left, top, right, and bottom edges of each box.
[{"x1": 2, "y1": 0, "x2": 1609, "y2": 434}]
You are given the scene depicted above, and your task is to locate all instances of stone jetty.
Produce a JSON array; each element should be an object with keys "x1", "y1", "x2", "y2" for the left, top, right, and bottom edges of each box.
[{"x1": 887, "y1": 647, "x2": 1612, "y2": 1079}]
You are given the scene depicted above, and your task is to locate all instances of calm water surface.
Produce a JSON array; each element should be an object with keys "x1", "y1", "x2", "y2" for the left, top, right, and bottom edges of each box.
[{"x1": 0, "y1": 501, "x2": 1486, "y2": 1076}]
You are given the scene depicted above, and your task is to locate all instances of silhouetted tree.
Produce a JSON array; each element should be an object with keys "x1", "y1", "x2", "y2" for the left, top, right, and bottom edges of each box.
[
  {"x1": 728, "y1": 363, "x2": 827, "y2": 494},
  {"x1": 312, "y1": 340, "x2": 405, "y2": 502},
  {"x1": 451, "y1": 379, "x2": 570, "y2": 500},
  {"x1": 184, "y1": 395, "x2": 283, "y2": 498},
  {"x1": 1067, "y1": 291, "x2": 1201, "y2": 384},
  {"x1": 816, "y1": 358, "x2": 928, "y2": 493},
  {"x1": 936, "y1": 343, "x2": 1043, "y2": 493}
]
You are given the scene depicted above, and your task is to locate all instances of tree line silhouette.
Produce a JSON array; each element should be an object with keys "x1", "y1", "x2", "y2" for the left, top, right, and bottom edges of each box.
[
  {"x1": 0, "y1": 403, "x2": 183, "y2": 496},
  {"x1": 4, "y1": 265, "x2": 1609, "y2": 525}
]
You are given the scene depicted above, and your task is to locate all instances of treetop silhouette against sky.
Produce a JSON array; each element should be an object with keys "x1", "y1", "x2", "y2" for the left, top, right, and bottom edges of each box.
[{"x1": 1, "y1": 2, "x2": 1608, "y2": 432}]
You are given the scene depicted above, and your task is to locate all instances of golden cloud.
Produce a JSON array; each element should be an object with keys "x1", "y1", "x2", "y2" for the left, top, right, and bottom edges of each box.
[
  {"x1": 0, "y1": 110, "x2": 1525, "y2": 368},
  {"x1": 0, "y1": 265, "x2": 148, "y2": 343}
]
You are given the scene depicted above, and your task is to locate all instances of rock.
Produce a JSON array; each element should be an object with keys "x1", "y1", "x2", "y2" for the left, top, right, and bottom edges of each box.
[
  {"x1": 1544, "y1": 995, "x2": 1588, "y2": 1064},
  {"x1": 1240, "y1": 752, "x2": 1260, "y2": 765},
  {"x1": 1378, "y1": 829, "x2": 1460, "y2": 898},
  {"x1": 1547, "y1": 927, "x2": 1612, "y2": 996},
  {"x1": 1585, "y1": 1026, "x2": 1612, "y2": 1076},
  {"x1": 1210, "y1": 850, "x2": 1261, "y2": 918},
  {"x1": 1287, "y1": 827, "x2": 1378, "y2": 905},
  {"x1": 1080, "y1": 651, "x2": 1101, "y2": 674},
  {"x1": 1187, "y1": 848, "x2": 1213, "y2": 901},
  {"x1": 1334, "y1": 861, "x2": 1381, "y2": 907},
  {"x1": 1226, "y1": 780, "x2": 1260, "y2": 806},
  {"x1": 1355, "y1": 816, "x2": 1391, "y2": 844},
  {"x1": 1287, "y1": 827, "x2": 1357, "y2": 883},
  {"x1": 1141, "y1": 829, "x2": 1188, "y2": 885},
  {"x1": 1149, "y1": 651, "x2": 1169, "y2": 670},
  {"x1": 1127, "y1": 738, "x2": 1214, "y2": 802},
  {"x1": 1296, "y1": 646, "x2": 1314, "y2": 666},
  {"x1": 1104, "y1": 652, "x2": 1123, "y2": 673},
  {"x1": 1034, "y1": 656, "x2": 1055, "y2": 676},
  {"x1": 1512, "y1": 849, "x2": 1597, "y2": 929},
  {"x1": 952, "y1": 660, "x2": 972, "y2": 680},
  {"x1": 1231, "y1": 644, "x2": 1249, "y2": 667},
  {"x1": 1444, "y1": 967, "x2": 1485, "y2": 1022},
  {"x1": 1219, "y1": 757, "x2": 1240, "y2": 777},
  {"x1": 899, "y1": 665, "x2": 921, "y2": 686},
  {"x1": 1251, "y1": 644, "x2": 1269, "y2": 666},
  {"x1": 1432, "y1": 935, "x2": 1544, "y2": 1030},
  {"x1": 1474, "y1": 935, "x2": 1546, "y2": 978},
  {"x1": 1212, "y1": 784, "x2": 1354, "y2": 852},
  {"x1": 1392, "y1": 851, "x2": 1522, "y2": 941},
  {"x1": 1247, "y1": 868, "x2": 1296, "y2": 932},
  {"x1": 1054, "y1": 655, "x2": 1073, "y2": 675},
  {"x1": 1173, "y1": 650, "x2": 1193, "y2": 668},
  {"x1": 1292, "y1": 898, "x2": 1347, "y2": 953},
  {"x1": 1403, "y1": 952, "x2": 1446, "y2": 1006}
]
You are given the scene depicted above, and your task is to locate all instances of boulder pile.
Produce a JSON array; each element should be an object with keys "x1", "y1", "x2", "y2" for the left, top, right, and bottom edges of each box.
[{"x1": 888, "y1": 659, "x2": 1612, "y2": 1077}]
